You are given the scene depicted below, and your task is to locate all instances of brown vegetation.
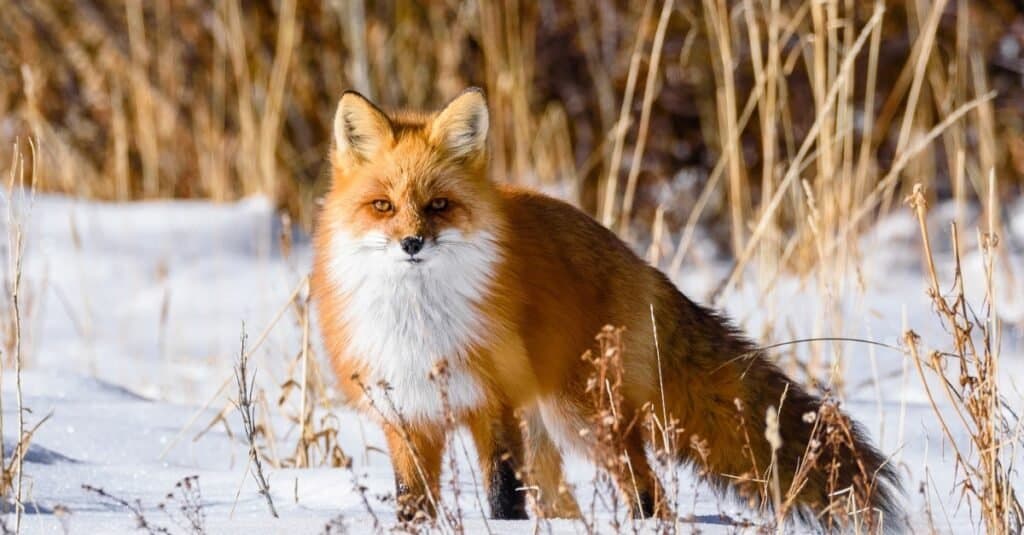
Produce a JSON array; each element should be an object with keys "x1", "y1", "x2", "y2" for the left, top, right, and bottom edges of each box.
[{"x1": 2, "y1": 1, "x2": 1022, "y2": 242}]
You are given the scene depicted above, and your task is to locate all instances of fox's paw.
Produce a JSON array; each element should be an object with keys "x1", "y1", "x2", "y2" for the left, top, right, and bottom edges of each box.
[
  {"x1": 630, "y1": 489, "x2": 672, "y2": 520},
  {"x1": 395, "y1": 488, "x2": 436, "y2": 524},
  {"x1": 532, "y1": 486, "x2": 582, "y2": 519}
]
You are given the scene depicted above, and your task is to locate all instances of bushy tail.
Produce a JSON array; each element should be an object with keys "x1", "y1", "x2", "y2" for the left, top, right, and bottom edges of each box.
[
  {"x1": 677, "y1": 350, "x2": 903, "y2": 530},
  {"x1": 659, "y1": 297, "x2": 904, "y2": 530},
  {"x1": 755, "y1": 361, "x2": 901, "y2": 529}
]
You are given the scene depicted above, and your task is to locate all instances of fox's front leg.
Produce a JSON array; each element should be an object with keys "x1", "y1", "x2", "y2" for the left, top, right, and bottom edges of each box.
[
  {"x1": 383, "y1": 424, "x2": 444, "y2": 522},
  {"x1": 468, "y1": 406, "x2": 529, "y2": 519}
]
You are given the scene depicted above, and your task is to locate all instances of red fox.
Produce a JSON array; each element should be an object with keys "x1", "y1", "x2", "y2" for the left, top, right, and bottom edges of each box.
[{"x1": 312, "y1": 88, "x2": 902, "y2": 527}]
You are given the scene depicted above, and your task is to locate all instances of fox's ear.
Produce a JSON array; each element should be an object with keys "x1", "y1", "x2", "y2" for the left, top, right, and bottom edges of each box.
[
  {"x1": 333, "y1": 91, "x2": 394, "y2": 162},
  {"x1": 429, "y1": 88, "x2": 489, "y2": 159}
]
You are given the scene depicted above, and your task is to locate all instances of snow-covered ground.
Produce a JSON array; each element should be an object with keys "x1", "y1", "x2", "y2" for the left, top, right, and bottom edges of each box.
[{"x1": 5, "y1": 193, "x2": 1024, "y2": 533}]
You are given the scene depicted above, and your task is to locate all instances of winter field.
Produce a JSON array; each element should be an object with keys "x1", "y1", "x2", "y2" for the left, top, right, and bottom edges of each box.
[
  {"x1": 6, "y1": 0, "x2": 1024, "y2": 533},
  {"x1": 1, "y1": 191, "x2": 1020, "y2": 534}
]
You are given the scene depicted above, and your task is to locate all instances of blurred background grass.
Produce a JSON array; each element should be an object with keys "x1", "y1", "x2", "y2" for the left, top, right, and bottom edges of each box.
[{"x1": 1, "y1": 0, "x2": 1023, "y2": 266}]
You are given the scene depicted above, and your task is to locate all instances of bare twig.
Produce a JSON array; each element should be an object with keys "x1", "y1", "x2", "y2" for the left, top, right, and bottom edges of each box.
[
  {"x1": 81, "y1": 484, "x2": 171, "y2": 535},
  {"x1": 233, "y1": 324, "x2": 278, "y2": 518}
]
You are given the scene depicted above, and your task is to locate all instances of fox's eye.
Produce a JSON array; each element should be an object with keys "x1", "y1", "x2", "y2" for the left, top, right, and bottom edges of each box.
[
  {"x1": 428, "y1": 198, "x2": 449, "y2": 212},
  {"x1": 371, "y1": 199, "x2": 392, "y2": 212}
]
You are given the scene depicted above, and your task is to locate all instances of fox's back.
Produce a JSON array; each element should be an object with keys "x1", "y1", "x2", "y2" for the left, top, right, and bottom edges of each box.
[{"x1": 496, "y1": 186, "x2": 669, "y2": 394}]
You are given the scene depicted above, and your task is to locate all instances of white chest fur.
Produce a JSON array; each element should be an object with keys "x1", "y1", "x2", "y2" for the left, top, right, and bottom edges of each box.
[{"x1": 327, "y1": 228, "x2": 499, "y2": 422}]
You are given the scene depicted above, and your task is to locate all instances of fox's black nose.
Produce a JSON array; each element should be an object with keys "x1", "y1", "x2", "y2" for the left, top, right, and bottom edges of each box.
[{"x1": 400, "y1": 236, "x2": 425, "y2": 256}]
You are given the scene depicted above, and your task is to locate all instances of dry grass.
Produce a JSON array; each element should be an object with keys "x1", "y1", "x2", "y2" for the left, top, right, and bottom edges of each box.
[
  {"x1": 83, "y1": 475, "x2": 207, "y2": 535},
  {"x1": 232, "y1": 325, "x2": 279, "y2": 519},
  {"x1": 2, "y1": 1, "x2": 1022, "y2": 234},
  {"x1": 578, "y1": 326, "x2": 642, "y2": 530},
  {"x1": 905, "y1": 184, "x2": 1023, "y2": 534},
  {"x1": 0, "y1": 142, "x2": 53, "y2": 534}
]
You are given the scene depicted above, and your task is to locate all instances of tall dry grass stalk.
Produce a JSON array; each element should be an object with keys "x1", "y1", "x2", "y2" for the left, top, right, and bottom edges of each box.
[
  {"x1": 904, "y1": 184, "x2": 1023, "y2": 534},
  {"x1": 0, "y1": 141, "x2": 49, "y2": 534}
]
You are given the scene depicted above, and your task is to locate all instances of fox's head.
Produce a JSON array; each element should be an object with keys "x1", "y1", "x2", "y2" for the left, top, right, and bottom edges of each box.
[{"x1": 321, "y1": 88, "x2": 501, "y2": 265}]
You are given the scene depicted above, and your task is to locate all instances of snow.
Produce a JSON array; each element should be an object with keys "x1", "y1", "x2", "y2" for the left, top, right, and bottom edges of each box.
[{"x1": 4, "y1": 193, "x2": 1023, "y2": 533}]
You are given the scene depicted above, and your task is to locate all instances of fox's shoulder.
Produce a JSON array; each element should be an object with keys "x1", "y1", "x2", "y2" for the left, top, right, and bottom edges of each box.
[
  {"x1": 494, "y1": 184, "x2": 642, "y2": 266},
  {"x1": 495, "y1": 184, "x2": 594, "y2": 227}
]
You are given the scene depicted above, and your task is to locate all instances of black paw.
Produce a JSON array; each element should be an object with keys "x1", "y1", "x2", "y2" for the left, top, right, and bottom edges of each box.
[
  {"x1": 631, "y1": 490, "x2": 657, "y2": 519},
  {"x1": 489, "y1": 457, "x2": 528, "y2": 520}
]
